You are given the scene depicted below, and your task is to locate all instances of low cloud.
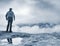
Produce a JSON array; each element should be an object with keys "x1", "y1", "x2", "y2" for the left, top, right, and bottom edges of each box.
[{"x1": 16, "y1": 25, "x2": 60, "y2": 34}]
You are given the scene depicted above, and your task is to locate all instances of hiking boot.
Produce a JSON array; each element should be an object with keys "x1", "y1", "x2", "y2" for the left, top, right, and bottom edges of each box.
[
  {"x1": 9, "y1": 30, "x2": 12, "y2": 33},
  {"x1": 6, "y1": 30, "x2": 8, "y2": 32}
]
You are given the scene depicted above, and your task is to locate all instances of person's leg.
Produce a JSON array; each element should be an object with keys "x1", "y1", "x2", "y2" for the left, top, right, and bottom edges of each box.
[
  {"x1": 6, "y1": 21, "x2": 9, "y2": 32},
  {"x1": 9, "y1": 18, "x2": 13, "y2": 32},
  {"x1": 10, "y1": 23, "x2": 12, "y2": 32}
]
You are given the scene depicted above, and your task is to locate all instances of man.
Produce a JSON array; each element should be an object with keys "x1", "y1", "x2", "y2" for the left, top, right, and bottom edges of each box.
[{"x1": 5, "y1": 8, "x2": 15, "y2": 32}]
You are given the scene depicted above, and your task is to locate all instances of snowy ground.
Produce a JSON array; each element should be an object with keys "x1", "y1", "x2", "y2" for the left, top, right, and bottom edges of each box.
[
  {"x1": 20, "y1": 32, "x2": 60, "y2": 46},
  {"x1": 0, "y1": 32, "x2": 60, "y2": 46}
]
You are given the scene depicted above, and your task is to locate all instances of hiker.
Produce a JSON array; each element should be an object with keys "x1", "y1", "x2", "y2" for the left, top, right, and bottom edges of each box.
[{"x1": 5, "y1": 8, "x2": 15, "y2": 32}]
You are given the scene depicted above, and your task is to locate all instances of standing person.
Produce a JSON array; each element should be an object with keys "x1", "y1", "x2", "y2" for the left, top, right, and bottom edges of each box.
[{"x1": 5, "y1": 8, "x2": 15, "y2": 32}]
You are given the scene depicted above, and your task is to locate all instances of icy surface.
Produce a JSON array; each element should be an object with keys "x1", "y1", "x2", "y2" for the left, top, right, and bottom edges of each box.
[
  {"x1": 21, "y1": 33, "x2": 60, "y2": 46},
  {"x1": 0, "y1": 32, "x2": 60, "y2": 46}
]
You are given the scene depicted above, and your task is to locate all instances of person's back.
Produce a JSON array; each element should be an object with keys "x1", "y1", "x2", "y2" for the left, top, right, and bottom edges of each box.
[
  {"x1": 6, "y1": 8, "x2": 15, "y2": 20},
  {"x1": 5, "y1": 8, "x2": 15, "y2": 32}
]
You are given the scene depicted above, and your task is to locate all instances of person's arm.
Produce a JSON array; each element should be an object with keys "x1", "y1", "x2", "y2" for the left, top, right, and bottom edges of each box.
[
  {"x1": 13, "y1": 12, "x2": 15, "y2": 21},
  {"x1": 14, "y1": 14, "x2": 15, "y2": 20},
  {"x1": 5, "y1": 12, "x2": 8, "y2": 20}
]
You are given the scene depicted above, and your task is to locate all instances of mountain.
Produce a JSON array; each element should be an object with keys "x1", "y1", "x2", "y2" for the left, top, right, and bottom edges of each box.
[{"x1": 17, "y1": 23, "x2": 56, "y2": 28}]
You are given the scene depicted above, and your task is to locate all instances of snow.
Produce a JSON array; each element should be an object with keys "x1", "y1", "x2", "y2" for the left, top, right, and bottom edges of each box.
[
  {"x1": 0, "y1": 32, "x2": 60, "y2": 46},
  {"x1": 21, "y1": 33, "x2": 60, "y2": 46}
]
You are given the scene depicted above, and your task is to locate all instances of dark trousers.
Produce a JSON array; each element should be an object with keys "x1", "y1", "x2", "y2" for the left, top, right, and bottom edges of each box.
[{"x1": 6, "y1": 17, "x2": 13, "y2": 32}]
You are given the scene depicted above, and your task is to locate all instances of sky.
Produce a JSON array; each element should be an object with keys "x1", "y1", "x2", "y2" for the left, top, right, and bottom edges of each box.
[{"x1": 0, "y1": 0, "x2": 60, "y2": 24}]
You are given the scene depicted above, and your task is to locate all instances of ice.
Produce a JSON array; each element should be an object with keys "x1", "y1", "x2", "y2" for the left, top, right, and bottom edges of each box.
[
  {"x1": 0, "y1": 37, "x2": 23, "y2": 46},
  {"x1": 21, "y1": 33, "x2": 60, "y2": 46}
]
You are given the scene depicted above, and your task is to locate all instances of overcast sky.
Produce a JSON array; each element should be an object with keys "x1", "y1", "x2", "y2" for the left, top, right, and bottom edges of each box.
[{"x1": 0, "y1": 0, "x2": 60, "y2": 24}]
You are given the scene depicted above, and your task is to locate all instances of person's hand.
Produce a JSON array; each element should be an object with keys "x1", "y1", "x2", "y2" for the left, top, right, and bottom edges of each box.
[
  {"x1": 14, "y1": 17, "x2": 15, "y2": 21},
  {"x1": 14, "y1": 18, "x2": 15, "y2": 21},
  {"x1": 6, "y1": 18, "x2": 8, "y2": 20}
]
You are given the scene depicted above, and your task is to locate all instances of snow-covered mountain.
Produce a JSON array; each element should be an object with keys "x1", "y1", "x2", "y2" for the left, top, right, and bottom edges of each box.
[{"x1": 17, "y1": 23, "x2": 56, "y2": 28}]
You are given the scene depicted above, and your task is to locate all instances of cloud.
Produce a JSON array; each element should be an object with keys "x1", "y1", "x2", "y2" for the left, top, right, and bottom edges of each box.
[
  {"x1": 0, "y1": 0, "x2": 12, "y2": 3},
  {"x1": 13, "y1": 25, "x2": 60, "y2": 34},
  {"x1": 0, "y1": 0, "x2": 60, "y2": 25},
  {"x1": 0, "y1": 0, "x2": 12, "y2": 6},
  {"x1": 35, "y1": 0, "x2": 54, "y2": 9},
  {"x1": 29, "y1": 0, "x2": 60, "y2": 24}
]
